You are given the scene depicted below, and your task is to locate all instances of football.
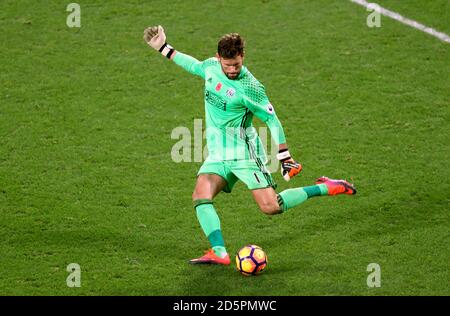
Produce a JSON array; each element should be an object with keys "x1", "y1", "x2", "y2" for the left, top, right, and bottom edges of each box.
[{"x1": 236, "y1": 244, "x2": 268, "y2": 276}]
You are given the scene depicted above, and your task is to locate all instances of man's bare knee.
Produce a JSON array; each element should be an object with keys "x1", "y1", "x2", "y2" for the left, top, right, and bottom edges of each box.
[
  {"x1": 192, "y1": 189, "x2": 212, "y2": 201},
  {"x1": 192, "y1": 183, "x2": 216, "y2": 201},
  {"x1": 258, "y1": 202, "x2": 281, "y2": 215}
]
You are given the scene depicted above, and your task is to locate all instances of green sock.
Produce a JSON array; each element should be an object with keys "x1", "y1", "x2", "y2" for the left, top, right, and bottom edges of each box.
[
  {"x1": 303, "y1": 183, "x2": 328, "y2": 197},
  {"x1": 194, "y1": 199, "x2": 227, "y2": 257},
  {"x1": 278, "y1": 184, "x2": 328, "y2": 212}
]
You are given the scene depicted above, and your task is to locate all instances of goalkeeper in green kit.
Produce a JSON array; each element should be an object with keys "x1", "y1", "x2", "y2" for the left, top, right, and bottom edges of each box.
[{"x1": 144, "y1": 26, "x2": 357, "y2": 265}]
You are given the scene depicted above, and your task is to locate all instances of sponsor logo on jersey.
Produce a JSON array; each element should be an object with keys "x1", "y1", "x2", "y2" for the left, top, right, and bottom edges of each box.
[
  {"x1": 215, "y1": 82, "x2": 222, "y2": 92},
  {"x1": 226, "y1": 88, "x2": 235, "y2": 98},
  {"x1": 205, "y1": 90, "x2": 227, "y2": 111}
]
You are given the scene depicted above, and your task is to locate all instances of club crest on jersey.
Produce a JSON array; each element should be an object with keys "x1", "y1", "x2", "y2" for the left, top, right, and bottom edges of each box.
[
  {"x1": 215, "y1": 82, "x2": 222, "y2": 92},
  {"x1": 266, "y1": 103, "x2": 275, "y2": 115},
  {"x1": 226, "y1": 88, "x2": 235, "y2": 98}
]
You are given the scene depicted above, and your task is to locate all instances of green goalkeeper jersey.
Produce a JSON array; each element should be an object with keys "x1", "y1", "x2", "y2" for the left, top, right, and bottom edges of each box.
[{"x1": 173, "y1": 52, "x2": 286, "y2": 163}]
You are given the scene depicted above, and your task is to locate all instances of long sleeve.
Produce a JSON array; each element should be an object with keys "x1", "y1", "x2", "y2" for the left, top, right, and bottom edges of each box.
[
  {"x1": 172, "y1": 51, "x2": 206, "y2": 79},
  {"x1": 262, "y1": 112, "x2": 286, "y2": 146},
  {"x1": 241, "y1": 83, "x2": 286, "y2": 145}
]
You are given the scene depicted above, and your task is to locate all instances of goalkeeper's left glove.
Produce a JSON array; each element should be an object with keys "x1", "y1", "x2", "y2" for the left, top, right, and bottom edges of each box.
[
  {"x1": 277, "y1": 148, "x2": 302, "y2": 181},
  {"x1": 143, "y1": 25, "x2": 175, "y2": 59}
]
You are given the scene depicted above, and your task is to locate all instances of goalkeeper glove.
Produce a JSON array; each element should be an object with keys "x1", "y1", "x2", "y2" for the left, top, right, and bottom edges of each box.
[
  {"x1": 143, "y1": 25, "x2": 175, "y2": 59},
  {"x1": 277, "y1": 148, "x2": 302, "y2": 181}
]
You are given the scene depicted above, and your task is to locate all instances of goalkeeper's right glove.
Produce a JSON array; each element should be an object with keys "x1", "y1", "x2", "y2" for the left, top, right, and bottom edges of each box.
[
  {"x1": 143, "y1": 25, "x2": 175, "y2": 59},
  {"x1": 277, "y1": 148, "x2": 302, "y2": 181}
]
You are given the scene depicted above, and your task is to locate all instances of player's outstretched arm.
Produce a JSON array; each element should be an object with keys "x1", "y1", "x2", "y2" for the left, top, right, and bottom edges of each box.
[{"x1": 143, "y1": 25, "x2": 206, "y2": 79}]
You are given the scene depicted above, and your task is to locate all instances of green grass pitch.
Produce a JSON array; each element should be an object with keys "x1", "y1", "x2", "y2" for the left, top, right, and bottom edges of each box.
[{"x1": 0, "y1": 0, "x2": 448, "y2": 295}]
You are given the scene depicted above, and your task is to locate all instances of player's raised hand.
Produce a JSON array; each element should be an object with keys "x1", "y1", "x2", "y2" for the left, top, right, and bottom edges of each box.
[
  {"x1": 277, "y1": 149, "x2": 302, "y2": 181},
  {"x1": 143, "y1": 25, "x2": 166, "y2": 50}
]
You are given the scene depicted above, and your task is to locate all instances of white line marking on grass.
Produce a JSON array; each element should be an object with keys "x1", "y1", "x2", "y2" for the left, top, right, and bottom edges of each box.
[{"x1": 351, "y1": 0, "x2": 450, "y2": 43}]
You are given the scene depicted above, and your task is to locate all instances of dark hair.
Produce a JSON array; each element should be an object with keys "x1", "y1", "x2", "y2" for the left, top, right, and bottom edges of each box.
[{"x1": 217, "y1": 33, "x2": 245, "y2": 58}]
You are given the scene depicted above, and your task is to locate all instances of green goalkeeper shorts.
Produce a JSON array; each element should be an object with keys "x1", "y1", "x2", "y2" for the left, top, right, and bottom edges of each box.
[{"x1": 197, "y1": 159, "x2": 277, "y2": 193}]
